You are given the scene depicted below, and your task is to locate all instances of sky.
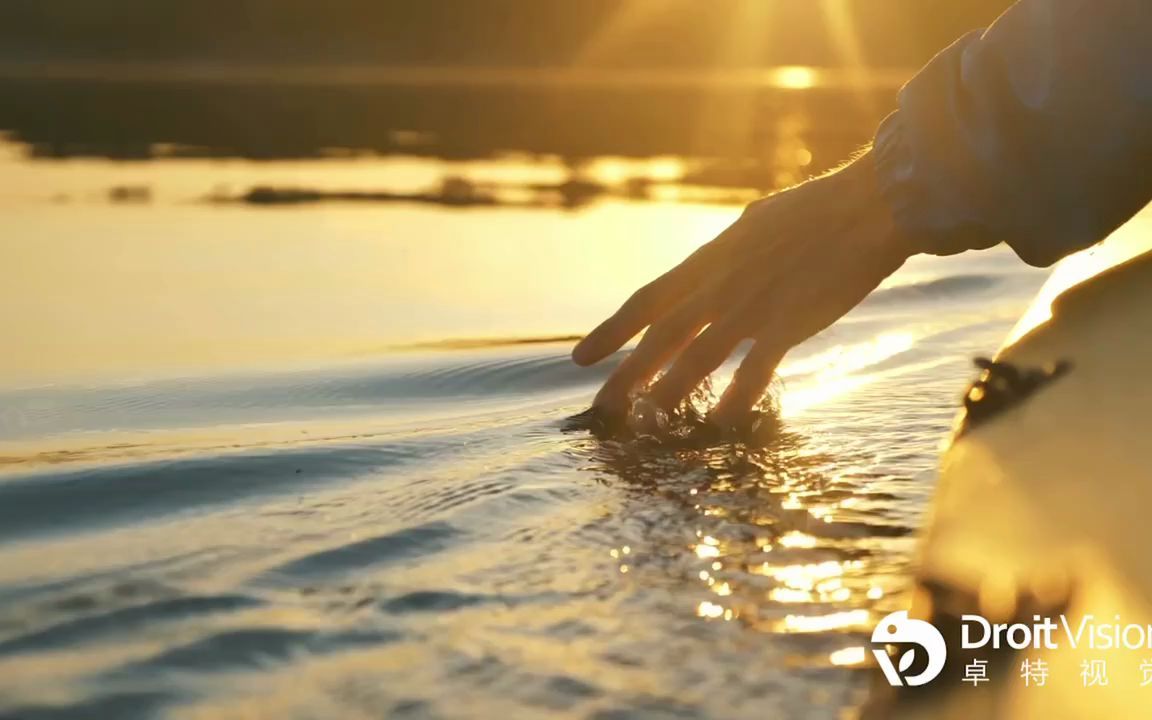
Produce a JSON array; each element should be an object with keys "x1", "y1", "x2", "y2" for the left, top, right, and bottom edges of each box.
[{"x1": 0, "y1": 0, "x2": 1012, "y2": 68}]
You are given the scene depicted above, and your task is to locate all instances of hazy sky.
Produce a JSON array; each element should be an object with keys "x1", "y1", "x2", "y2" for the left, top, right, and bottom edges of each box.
[{"x1": 0, "y1": 0, "x2": 1011, "y2": 68}]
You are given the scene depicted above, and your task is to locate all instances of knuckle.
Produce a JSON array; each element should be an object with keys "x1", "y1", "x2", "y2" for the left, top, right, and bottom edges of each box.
[
  {"x1": 626, "y1": 277, "x2": 676, "y2": 315},
  {"x1": 625, "y1": 284, "x2": 656, "y2": 311}
]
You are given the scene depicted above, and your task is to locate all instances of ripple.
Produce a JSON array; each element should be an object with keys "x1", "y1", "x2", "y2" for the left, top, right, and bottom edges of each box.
[
  {"x1": 380, "y1": 590, "x2": 495, "y2": 614},
  {"x1": 0, "y1": 594, "x2": 262, "y2": 656},
  {"x1": 109, "y1": 627, "x2": 399, "y2": 674},
  {"x1": 263, "y1": 521, "x2": 464, "y2": 581}
]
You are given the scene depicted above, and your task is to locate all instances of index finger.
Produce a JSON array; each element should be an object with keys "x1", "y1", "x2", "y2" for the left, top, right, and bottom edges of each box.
[
  {"x1": 571, "y1": 222, "x2": 740, "y2": 366},
  {"x1": 571, "y1": 278, "x2": 672, "y2": 367}
]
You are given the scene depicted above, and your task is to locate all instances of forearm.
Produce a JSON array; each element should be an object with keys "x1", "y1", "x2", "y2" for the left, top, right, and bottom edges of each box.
[{"x1": 875, "y1": 0, "x2": 1152, "y2": 267}]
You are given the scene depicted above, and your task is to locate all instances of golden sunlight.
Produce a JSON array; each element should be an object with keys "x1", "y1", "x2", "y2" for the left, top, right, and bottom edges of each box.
[
  {"x1": 780, "y1": 609, "x2": 871, "y2": 633},
  {"x1": 769, "y1": 65, "x2": 818, "y2": 90},
  {"x1": 829, "y1": 646, "x2": 868, "y2": 666},
  {"x1": 778, "y1": 332, "x2": 916, "y2": 417},
  {"x1": 817, "y1": 0, "x2": 877, "y2": 114}
]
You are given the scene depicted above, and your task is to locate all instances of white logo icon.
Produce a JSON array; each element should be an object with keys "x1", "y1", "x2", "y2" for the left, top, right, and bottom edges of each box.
[{"x1": 872, "y1": 610, "x2": 947, "y2": 686}]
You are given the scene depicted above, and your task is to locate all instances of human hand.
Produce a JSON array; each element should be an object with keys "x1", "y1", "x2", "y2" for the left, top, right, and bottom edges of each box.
[{"x1": 572, "y1": 151, "x2": 920, "y2": 428}]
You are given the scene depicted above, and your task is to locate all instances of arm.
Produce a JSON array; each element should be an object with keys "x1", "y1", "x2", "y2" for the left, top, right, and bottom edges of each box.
[
  {"x1": 877, "y1": 0, "x2": 1152, "y2": 267},
  {"x1": 574, "y1": 0, "x2": 1152, "y2": 423}
]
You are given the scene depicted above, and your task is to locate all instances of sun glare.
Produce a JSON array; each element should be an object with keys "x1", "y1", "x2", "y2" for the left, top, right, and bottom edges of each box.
[
  {"x1": 777, "y1": 332, "x2": 916, "y2": 416},
  {"x1": 829, "y1": 646, "x2": 868, "y2": 666},
  {"x1": 569, "y1": 0, "x2": 670, "y2": 67},
  {"x1": 818, "y1": 0, "x2": 877, "y2": 113},
  {"x1": 781, "y1": 609, "x2": 871, "y2": 633},
  {"x1": 770, "y1": 65, "x2": 818, "y2": 90}
]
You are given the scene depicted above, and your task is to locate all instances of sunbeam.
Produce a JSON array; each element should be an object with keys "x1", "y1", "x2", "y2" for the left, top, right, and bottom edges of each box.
[
  {"x1": 568, "y1": 0, "x2": 672, "y2": 68},
  {"x1": 818, "y1": 0, "x2": 879, "y2": 116}
]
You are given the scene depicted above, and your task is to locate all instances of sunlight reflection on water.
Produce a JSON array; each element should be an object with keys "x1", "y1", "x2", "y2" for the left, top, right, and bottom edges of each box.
[{"x1": 0, "y1": 133, "x2": 1052, "y2": 718}]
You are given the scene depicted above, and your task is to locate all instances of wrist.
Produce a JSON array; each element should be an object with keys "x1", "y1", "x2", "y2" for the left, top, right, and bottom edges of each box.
[{"x1": 836, "y1": 149, "x2": 922, "y2": 261}]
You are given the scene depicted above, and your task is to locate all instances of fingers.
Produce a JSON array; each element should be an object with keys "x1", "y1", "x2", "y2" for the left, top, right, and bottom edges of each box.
[
  {"x1": 572, "y1": 158, "x2": 915, "y2": 430},
  {"x1": 645, "y1": 314, "x2": 748, "y2": 410},
  {"x1": 572, "y1": 221, "x2": 744, "y2": 367},
  {"x1": 572, "y1": 280, "x2": 670, "y2": 367},
  {"x1": 590, "y1": 292, "x2": 714, "y2": 412},
  {"x1": 710, "y1": 337, "x2": 787, "y2": 427},
  {"x1": 646, "y1": 280, "x2": 793, "y2": 420}
]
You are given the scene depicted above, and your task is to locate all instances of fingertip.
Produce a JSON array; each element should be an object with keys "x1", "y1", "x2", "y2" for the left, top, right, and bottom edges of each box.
[
  {"x1": 571, "y1": 343, "x2": 592, "y2": 366},
  {"x1": 710, "y1": 342, "x2": 784, "y2": 423},
  {"x1": 572, "y1": 318, "x2": 626, "y2": 367},
  {"x1": 708, "y1": 396, "x2": 749, "y2": 430},
  {"x1": 644, "y1": 376, "x2": 682, "y2": 412},
  {"x1": 571, "y1": 337, "x2": 603, "y2": 367},
  {"x1": 591, "y1": 377, "x2": 632, "y2": 416}
]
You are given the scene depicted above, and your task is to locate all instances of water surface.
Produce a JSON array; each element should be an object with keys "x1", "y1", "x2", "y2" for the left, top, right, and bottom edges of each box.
[{"x1": 0, "y1": 139, "x2": 1050, "y2": 719}]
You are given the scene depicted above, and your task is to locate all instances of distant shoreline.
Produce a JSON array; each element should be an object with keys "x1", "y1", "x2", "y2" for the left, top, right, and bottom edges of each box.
[
  {"x1": 0, "y1": 64, "x2": 897, "y2": 170},
  {"x1": 0, "y1": 60, "x2": 912, "y2": 92}
]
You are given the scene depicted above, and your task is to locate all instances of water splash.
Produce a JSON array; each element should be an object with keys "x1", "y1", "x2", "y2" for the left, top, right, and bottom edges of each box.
[{"x1": 564, "y1": 375, "x2": 783, "y2": 447}]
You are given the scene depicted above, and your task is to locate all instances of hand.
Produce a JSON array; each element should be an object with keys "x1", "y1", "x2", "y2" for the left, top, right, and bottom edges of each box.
[{"x1": 572, "y1": 151, "x2": 920, "y2": 427}]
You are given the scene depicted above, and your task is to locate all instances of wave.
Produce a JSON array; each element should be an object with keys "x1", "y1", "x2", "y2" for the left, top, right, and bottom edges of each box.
[
  {"x1": 0, "y1": 272, "x2": 1018, "y2": 448},
  {"x1": 0, "y1": 593, "x2": 263, "y2": 656},
  {"x1": 0, "y1": 421, "x2": 532, "y2": 545},
  {"x1": 390, "y1": 334, "x2": 583, "y2": 351},
  {"x1": 0, "y1": 351, "x2": 612, "y2": 443},
  {"x1": 862, "y1": 273, "x2": 1002, "y2": 307}
]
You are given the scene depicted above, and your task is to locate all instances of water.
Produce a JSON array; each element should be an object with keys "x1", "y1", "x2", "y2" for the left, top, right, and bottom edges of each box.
[{"x1": 0, "y1": 139, "x2": 1048, "y2": 719}]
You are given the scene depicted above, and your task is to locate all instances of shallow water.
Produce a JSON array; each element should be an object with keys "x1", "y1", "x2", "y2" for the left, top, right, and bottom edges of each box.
[{"x1": 0, "y1": 144, "x2": 1050, "y2": 719}]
